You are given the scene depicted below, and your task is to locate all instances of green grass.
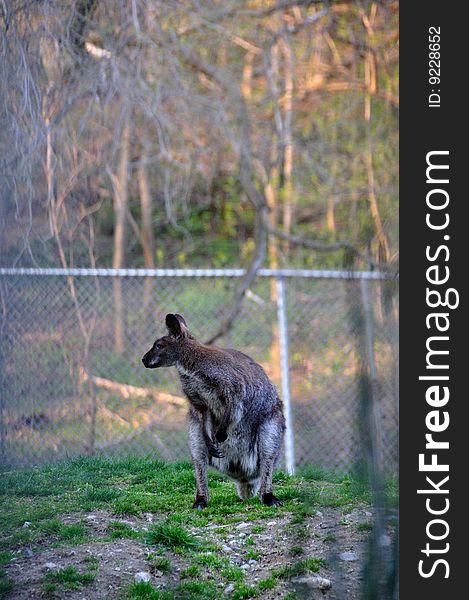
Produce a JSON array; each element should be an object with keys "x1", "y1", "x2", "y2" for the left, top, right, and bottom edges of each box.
[
  {"x1": 231, "y1": 583, "x2": 259, "y2": 599},
  {"x1": 192, "y1": 552, "x2": 226, "y2": 568},
  {"x1": 38, "y1": 520, "x2": 88, "y2": 545},
  {"x1": 0, "y1": 528, "x2": 38, "y2": 551},
  {"x1": 0, "y1": 552, "x2": 13, "y2": 567},
  {"x1": 42, "y1": 564, "x2": 97, "y2": 596},
  {"x1": 37, "y1": 518, "x2": 63, "y2": 535},
  {"x1": 85, "y1": 486, "x2": 122, "y2": 502},
  {"x1": 180, "y1": 565, "x2": 201, "y2": 578},
  {"x1": 0, "y1": 456, "x2": 384, "y2": 598},
  {"x1": 127, "y1": 581, "x2": 175, "y2": 599},
  {"x1": 149, "y1": 555, "x2": 172, "y2": 574},
  {"x1": 0, "y1": 455, "x2": 382, "y2": 551},
  {"x1": 176, "y1": 580, "x2": 219, "y2": 599},
  {"x1": 146, "y1": 522, "x2": 199, "y2": 551},
  {"x1": 84, "y1": 555, "x2": 100, "y2": 568},
  {"x1": 290, "y1": 545, "x2": 305, "y2": 556},
  {"x1": 0, "y1": 577, "x2": 14, "y2": 597},
  {"x1": 1, "y1": 455, "x2": 384, "y2": 531},
  {"x1": 220, "y1": 566, "x2": 244, "y2": 583},
  {"x1": 258, "y1": 575, "x2": 278, "y2": 591},
  {"x1": 293, "y1": 526, "x2": 308, "y2": 540},
  {"x1": 273, "y1": 557, "x2": 327, "y2": 579},
  {"x1": 250, "y1": 525, "x2": 265, "y2": 534},
  {"x1": 107, "y1": 520, "x2": 139, "y2": 539}
]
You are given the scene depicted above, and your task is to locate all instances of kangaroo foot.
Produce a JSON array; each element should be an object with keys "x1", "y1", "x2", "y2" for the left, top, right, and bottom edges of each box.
[
  {"x1": 192, "y1": 496, "x2": 207, "y2": 510},
  {"x1": 262, "y1": 492, "x2": 283, "y2": 507}
]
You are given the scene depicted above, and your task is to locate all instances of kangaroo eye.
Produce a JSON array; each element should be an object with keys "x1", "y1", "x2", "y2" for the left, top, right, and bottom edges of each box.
[{"x1": 155, "y1": 343, "x2": 162, "y2": 350}]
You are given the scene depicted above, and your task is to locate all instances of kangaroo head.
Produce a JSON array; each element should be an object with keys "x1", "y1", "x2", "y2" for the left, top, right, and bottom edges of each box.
[{"x1": 142, "y1": 313, "x2": 193, "y2": 368}]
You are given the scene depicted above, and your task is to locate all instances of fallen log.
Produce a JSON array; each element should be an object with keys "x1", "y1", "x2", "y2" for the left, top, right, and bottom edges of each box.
[{"x1": 78, "y1": 368, "x2": 186, "y2": 408}]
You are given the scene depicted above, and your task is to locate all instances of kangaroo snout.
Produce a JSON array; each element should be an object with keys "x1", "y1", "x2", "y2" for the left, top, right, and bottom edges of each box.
[{"x1": 142, "y1": 351, "x2": 158, "y2": 368}]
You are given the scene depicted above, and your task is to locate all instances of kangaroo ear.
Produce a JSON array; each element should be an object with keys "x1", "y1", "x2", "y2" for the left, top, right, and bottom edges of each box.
[
  {"x1": 165, "y1": 313, "x2": 189, "y2": 338},
  {"x1": 174, "y1": 313, "x2": 187, "y2": 327}
]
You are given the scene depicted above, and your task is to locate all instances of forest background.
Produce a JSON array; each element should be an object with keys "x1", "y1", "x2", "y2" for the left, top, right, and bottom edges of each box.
[{"x1": 0, "y1": 0, "x2": 399, "y2": 279}]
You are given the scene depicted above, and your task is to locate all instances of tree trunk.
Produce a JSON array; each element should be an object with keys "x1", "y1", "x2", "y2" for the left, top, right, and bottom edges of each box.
[
  {"x1": 280, "y1": 37, "x2": 294, "y2": 259},
  {"x1": 265, "y1": 166, "x2": 281, "y2": 384},
  {"x1": 242, "y1": 52, "x2": 254, "y2": 99},
  {"x1": 112, "y1": 113, "x2": 131, "y2": 354},
  {"x1": 138, "y1": 157, "x2": 154, "y2": 269},
  {"x1": 138, "y1": 143, "x2": 155, "y2": 307},
  {"x1": 363, "y1": 4, "x2": 390, "y2": 267},
  {"x1": 327, "y1": 156, "x2": 338, "y2": 236},
  {"x1": 265, "y1": 42, "x2": 281, "y2": 384}
]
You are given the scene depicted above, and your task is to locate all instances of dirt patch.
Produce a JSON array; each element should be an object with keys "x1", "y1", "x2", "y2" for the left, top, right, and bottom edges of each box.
[
  {"x1": 7, "y1": 539, "x2": 146, "y2": 599},
  {"x1": 4, "y1": 505, "x2": 391, "y2": 599}
]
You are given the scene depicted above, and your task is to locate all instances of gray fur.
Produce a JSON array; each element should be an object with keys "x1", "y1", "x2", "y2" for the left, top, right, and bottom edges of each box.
[{"x1": 142, "y1": 313, "x2": 286, "y2": 508}]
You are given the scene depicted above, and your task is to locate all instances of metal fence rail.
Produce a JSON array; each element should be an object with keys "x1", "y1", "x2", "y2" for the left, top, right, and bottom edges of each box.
[{"x1": 0, "y1": 268, "x2": 398, "y2": 473}]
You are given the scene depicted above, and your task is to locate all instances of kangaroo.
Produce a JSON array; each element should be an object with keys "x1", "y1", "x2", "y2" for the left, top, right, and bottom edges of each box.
[{"x1": 142, "y1": 314, "x2": 286, "y2": 509}]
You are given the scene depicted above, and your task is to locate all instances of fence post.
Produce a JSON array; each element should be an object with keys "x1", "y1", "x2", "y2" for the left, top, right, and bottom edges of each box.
[{"x1": 276, "y1": 277, "x2": 295, "y2": 474}]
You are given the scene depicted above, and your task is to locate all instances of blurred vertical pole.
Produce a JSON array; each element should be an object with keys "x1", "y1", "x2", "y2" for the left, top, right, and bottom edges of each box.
[
  {"x1": 0, "y1": 189, "x2": 7, "y2": 464},
  {"x1": 276, "y1": 277, "x2": 295, "y2": 475},
  {"x1": 0, "y1": 280, "x2": 6, "y2": 464},
  {"x1": 360, "y1": 279, "x2": 383, "y2": 469},
  {"x1": 359, "y1": 277, "x2": 387, "y2": 600}
]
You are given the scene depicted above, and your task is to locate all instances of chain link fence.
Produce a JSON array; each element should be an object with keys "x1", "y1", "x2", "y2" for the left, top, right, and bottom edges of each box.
[{"x1": 0, "y1": 268, "x2": 398, "y2": 474}]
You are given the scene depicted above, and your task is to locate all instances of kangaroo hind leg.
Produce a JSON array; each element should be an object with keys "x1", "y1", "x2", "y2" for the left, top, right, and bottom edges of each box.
[
  {"x1": 188, "y1": 409, "x2": 209, "y2": 510},
  {"x1": 258, "y1": 415, "x2": 285, "y2": 507}
]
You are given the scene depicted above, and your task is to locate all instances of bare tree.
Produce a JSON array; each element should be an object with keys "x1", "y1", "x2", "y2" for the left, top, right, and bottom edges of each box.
[
  {"x1": 362, "y1": 3, "x2": 391, "y2": 266},
  {"x1": 1, "y1": 0, "x2": 398, "y2": 346},
  {"x1": 138, "y1": 138, "x2": 155, "y2": 306},
  {"x1": 108, "y1": 111, "x2": 131, "y2": 354}
]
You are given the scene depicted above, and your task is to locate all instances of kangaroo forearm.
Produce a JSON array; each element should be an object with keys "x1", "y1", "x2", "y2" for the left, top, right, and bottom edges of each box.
[
  {"x1": 215, "y1": 405, "x2": 232, "y2": 442},
  {"x1": 194, "y1": 406, "x2": 224, "y2": 457}
]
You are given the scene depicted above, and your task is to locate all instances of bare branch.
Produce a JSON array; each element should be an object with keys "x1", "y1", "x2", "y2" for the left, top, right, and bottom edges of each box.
[
  {"x1": 264, "y1": 219, "x2": 388, "y2": 271},
  {"x1": 205, "y1": 206, "x2": 268, "y2": 345}
]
